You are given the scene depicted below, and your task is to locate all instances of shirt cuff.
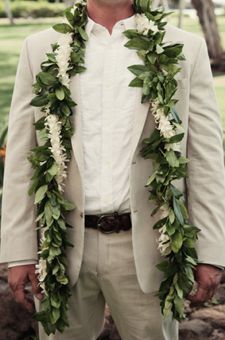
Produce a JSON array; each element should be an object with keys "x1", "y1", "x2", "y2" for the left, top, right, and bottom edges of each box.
[
  {"x1": 211, "y1": 265, "x2": 224, "y2": 270},
  {"x1": 8, "y1": 260, "x2": 38, "y2": 268},
  {"x1": 197, "y1": 261, "x2": 224, "y2": 271}
]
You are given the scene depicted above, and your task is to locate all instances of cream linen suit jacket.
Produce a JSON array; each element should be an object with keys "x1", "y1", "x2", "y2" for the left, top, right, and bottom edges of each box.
[{"x1": 1, "y1": 23, "x2": 225, "y2": 293}]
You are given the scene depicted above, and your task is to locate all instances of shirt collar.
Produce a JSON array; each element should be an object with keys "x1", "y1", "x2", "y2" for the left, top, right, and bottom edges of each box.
[{"x1": 85, "y1": 14, "x2": 136, "y2": 37}]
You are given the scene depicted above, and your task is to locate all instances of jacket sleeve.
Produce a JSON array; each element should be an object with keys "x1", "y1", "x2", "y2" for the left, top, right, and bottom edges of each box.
[
  {"x1": 186, "y1": 37, "x2": 225, "y2": 267},
  {"x1": 0, "y1": 38, "x2": 38, "y2": 263}
]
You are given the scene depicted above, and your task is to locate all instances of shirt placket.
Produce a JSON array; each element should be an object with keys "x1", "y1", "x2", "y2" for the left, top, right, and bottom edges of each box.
[{"x1": 100, "y1": 32, "x2": 117, "y2": 213}]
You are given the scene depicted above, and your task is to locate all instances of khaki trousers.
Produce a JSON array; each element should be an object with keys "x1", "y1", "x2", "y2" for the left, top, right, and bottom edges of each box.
[{"x1": 35, "y1": 228, "x2": 179, "y2": 340}]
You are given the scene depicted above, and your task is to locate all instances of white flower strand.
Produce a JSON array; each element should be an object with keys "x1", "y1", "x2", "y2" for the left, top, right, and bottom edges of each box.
[
  {"x1": 36, "y1": 113, "x2": 68, "y2": 290},
  {"x1": 35, "y1": 228, "x2": 48, "y2": 292},
  {"x1": 36, "y1": 34, "x2": 73, "y2": 294},
  {"x1": 151, "y1": 100, "x2": 183, "y2": 255},
  {"x1": 135, "y1": 13, "x2": 181, "y2": 258},
  {"x1": 151, "y1": 99, "x2": 181, "y2": 255},
  {"x1": 135, "y1": 13, "x2": 159, "y2": 36},
  {"x1": 55, "y1": 33, "x2": 73, "y2": 88},
  {"x1": 45, "y1": 114, "x2": 68, "y2": 193}
]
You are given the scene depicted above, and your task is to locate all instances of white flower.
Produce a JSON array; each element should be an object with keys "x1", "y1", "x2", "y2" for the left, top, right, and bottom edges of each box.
[
  {"x1": 155, "y1": 206, "x2": 171, "y2": 256},
  {"x1": 159, "y1": 116, "x2": 176, "y2": 139},
  {"x1": 156, "y1": 44, "x2": 164, "y2": 54},
  {"x1": 70, "y1": 1, "x2": 84, "y2": 15},
  {"x1": 35, "y1": 229, "x2": 49, "y2": 292},
  {"x1": 157, "y1": 225, "x2": 171, "y2": 256},
  {"x1": 164, "y1": 142, "x2": 181, "y2": 152},
  {"x1": 45, "y1": 114, "x2": 68, "y2": 192},
  {"x1": 151, "y1": 102, "x2": 185, "y2": 149},
  {"x1": 151, "y1": 100, "x2": 175, "y2": 139},
  {"x1": 39, "y1": 227, "x2": 48, "y2": 248},
  {"x1": 159, "y1": 204, "x2": 170, "y2": 219},
  {"x1": 135, "y1": 14, "x2": 159, "y2": 36},
  {"x1": 35, "y1": 258, "x2": 47, "y2": 292},
  {"x1": 43, "y1": 105, "x2": 50, "y2": 116},
  {"x1": 164, "y1": 122, "x2": 184, "y2": 152},
  {"x1": 174, "y1": 122, "x2": 185, "y2": 135},
  {"x1": 55, "y1": 33, "x2": 73, "y2": 88},
  {"x1": 73, "y1": 0, "x2": 86, "y2": 8}
]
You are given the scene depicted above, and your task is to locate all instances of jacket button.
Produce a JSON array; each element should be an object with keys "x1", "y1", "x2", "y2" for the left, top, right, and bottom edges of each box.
[
  {"x1": 80, "y1": 212, "x2": 84, "y2": 218},
  {"x1": 132, "y1": 161, "x2": 137, "y2": 165}
]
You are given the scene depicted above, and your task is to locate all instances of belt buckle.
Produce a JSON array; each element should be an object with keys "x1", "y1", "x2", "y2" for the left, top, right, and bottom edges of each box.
[{"x1": 97, "y1": 212, "x2": 119, "y2": 234}]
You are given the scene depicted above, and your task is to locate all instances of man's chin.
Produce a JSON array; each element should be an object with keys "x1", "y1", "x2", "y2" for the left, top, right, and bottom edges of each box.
[{"x1": 93, "y1": 0, "x2": 133, "y2": 7}]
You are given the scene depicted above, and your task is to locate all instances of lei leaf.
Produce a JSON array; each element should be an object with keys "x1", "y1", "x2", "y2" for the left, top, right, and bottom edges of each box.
[
  {"x1": 38, "y1": 72, "x2": 58, "y2": 86},
  {"x1": 34, "y1": 185, "x2": 48, "y2": 204},
  {"x1": 30, "y1": 95, "x2": 49, "y2": 107},
  {"x1": 55, "y1": 87, "x2": 65, "y2": 101},
  {"x1": 28, "y1": 1, "x2": 88, "y2": 335},
  {"x1": 53, "y1": 23, "x2": 73, "y2": 34}
]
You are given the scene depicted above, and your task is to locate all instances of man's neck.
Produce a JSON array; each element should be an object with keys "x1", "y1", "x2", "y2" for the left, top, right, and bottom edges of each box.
[{"x1": 87, "y1": 0, "x2": 134, "y2": 34}]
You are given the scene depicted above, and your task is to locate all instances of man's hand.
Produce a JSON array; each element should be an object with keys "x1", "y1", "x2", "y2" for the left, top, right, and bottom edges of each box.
[
  {"x1": 186, "y1": 264, "x2": 222, "y2": 304},
  {"x1": 8, "y1": 264, "x2": 44, "y2": 312}
]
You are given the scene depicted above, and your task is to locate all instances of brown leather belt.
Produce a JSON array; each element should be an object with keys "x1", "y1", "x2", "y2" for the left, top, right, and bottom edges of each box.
[{"x1": 85, "y1": 211, "x2": 132, "y2": 234}]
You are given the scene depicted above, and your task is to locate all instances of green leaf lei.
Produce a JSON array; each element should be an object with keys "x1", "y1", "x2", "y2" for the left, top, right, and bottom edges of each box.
[{"x1": 28, "y1": 0, "x2": 200, "y2": 335}]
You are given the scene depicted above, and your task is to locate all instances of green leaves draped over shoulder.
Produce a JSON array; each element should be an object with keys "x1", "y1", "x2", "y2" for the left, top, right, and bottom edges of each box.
[
  {"x1": 124, "y1": 0, "x2": 200, "y2": 321},
  {"x1": 27, "y1": 0, "x2": 88, "y2": 335}
]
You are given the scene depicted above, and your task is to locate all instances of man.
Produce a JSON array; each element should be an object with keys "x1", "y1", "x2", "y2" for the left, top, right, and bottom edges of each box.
[{"x1": 1, "y1": 0, "x2": 225, "y2": 339}]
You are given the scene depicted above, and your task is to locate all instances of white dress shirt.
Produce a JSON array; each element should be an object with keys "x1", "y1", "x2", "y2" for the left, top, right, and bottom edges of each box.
[{"x1": 81, "y1": 14, "x2": 141, "y2": 215}]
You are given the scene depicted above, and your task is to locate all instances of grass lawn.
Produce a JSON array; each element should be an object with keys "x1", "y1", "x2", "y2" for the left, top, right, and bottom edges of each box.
[
  {"x1": 0, "y1": 14, "x2": 225, "y2": 134},
  {"x1": 0, "y1": 22, "x2": 56, "y2": 132}
]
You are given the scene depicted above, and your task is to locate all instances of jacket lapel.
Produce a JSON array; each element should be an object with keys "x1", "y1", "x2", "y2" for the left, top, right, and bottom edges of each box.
[
  {"x1": 130, "y1": 90, "x2": 151, "y2": 161},
  {"x1": 70, "y1": 73, "x2": 84, "y2": 180}
]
